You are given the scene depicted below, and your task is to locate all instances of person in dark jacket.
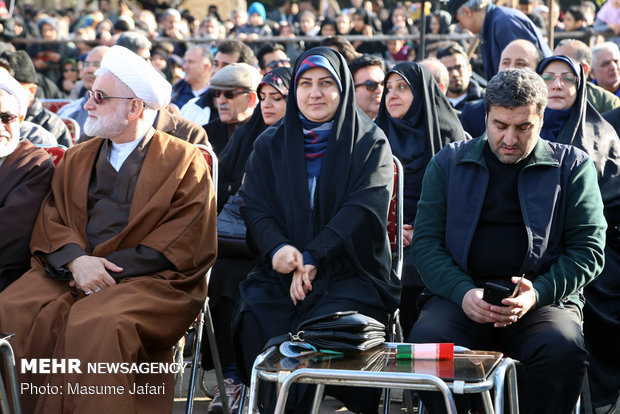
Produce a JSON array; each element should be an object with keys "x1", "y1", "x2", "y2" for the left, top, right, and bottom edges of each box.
[
  {"x1": 409, "y1": 68, "x2": 607, "y2": 414},
  {"x1": 447, "y1": 0, "x2": 551, "y2": 80},
  {"x1": 234, "y1": 47, "x2": 400, "y2": 413},
  {"x1": 537, "y1": 55, "x2": 620, "y2": 413},
  {"x1": 375, "y1": 62, "x2": 465, "y2": 337},
  {"x1": 437, "y1": 43, "x2": 485, "y2": 111}
]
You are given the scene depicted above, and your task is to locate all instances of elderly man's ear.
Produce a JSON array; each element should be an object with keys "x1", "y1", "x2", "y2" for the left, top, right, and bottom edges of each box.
[
  {"x1": 128, "y1": 99, "x2": 145, "y2": 121},
  {"x1": 249, "y1": 91, "x2": 258, "y2": 107}
]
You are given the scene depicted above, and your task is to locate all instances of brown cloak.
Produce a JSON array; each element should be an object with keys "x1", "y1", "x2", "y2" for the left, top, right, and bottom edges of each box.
[
  {"x1": 0, "y1": 130, "x2": 217, "y2": 414},
  {"x1": 0, "y1": 140, "x2": 53, "y2": 291}
]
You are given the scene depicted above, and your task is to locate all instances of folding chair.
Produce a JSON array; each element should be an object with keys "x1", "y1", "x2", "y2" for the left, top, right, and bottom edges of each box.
[
  {"x1": 239, "y1": 156, "x2": 405, "y2": 413},
  {"x1": 60, "y1": 118, "x2": 80, "y2": 146},
  {"x1": 0, "y1": 334, "x2": 21, "y2": 414},
  {"x1": 178, "y1": 144, "x2": 230, "y2": 414},
  {"x1": 39, "y1": 99, "x2": 71, "y2": 114},
  {"x1": 38, "y1": 144, "x2": 67, "y2": 167}
]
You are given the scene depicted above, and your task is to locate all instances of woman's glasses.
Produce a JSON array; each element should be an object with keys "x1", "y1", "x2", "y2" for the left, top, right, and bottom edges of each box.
[
  {"x1": 63, "y1": 67, "x2": 78, "y2": 73},
  {"x1": 87, "y1": 90, "x2": 135, "y2": 105},
  {"x1": 212, "y1": 90, "x2": 250, "y2": 99},
  {"x1": 354, "y1": 80, "x2": 382, "y2": 92},
  {"x1": 541, "y1": 73, "x2": 578, "y2": 85}
]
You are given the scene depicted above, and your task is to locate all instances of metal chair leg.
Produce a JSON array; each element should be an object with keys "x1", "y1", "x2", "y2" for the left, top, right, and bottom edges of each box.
[
  {"x1": 185, "y1": 299, "x2": 230, "y2": 414},
  {"x1": 0, "y1": 338, "x2": 21, "y2": 414}
]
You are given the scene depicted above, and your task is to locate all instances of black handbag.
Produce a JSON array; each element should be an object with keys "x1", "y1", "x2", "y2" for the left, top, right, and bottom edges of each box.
[
  {"x1": 217, "y1": 192, "x2": 252, "y2": 257},
  {"x1": 269, "y1": 311, "x2": 386, "y2": 355}
]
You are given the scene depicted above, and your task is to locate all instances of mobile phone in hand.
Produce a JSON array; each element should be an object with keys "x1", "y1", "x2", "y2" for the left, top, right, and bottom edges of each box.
[{"x1": 483, "y1": 282, "x2": 512, "y2": 306}]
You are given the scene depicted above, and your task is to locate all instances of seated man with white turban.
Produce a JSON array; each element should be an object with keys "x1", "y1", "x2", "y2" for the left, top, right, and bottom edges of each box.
[
  {"x1": 0, "y1": 71, "x2": 54, "y2": 292},
  {"x1": 0, "y1": 45, "x2": 217, "y2": 413}
]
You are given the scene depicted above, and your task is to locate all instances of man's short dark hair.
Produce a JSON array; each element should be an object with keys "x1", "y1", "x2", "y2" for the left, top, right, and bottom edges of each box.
[
  {"x1": 485, "y1": 69, "x2": 547, "y2": 115},
  {"x1": 256, "y1": 43, "x2": 287, "y2": 70},
  {"x1": 566, "y1": 6, "x2": 585, "y2": 23},
  {"x1": 216, "y1": 39, "x2": 256, "y2": 66},
  {"x1": 319, "y1": 36, "x2": 358, "y2": 63},
  {"x1": 348, "y1": 54, "x2": 385, "y2": 76},
  {"x1": 436, "y1": 43, "x2": 468, "y2": 61}
]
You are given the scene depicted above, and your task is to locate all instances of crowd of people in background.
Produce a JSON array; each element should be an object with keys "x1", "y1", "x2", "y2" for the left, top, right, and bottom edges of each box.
[{"x1": 0, "y1": 0, "x2": 620, "y2": 413}]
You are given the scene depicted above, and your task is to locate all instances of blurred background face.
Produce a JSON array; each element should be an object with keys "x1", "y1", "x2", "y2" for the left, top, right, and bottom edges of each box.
[
  {"x1": 541, "y1": 60, "x2": 578, "y2": 110},
  {"x1": 259, "y1": 84, "x2": 287, "y2": 125},
  {"x1": 40, "y1": 23, "x2": 57, "y2": 39},
  {"x1": 62, "y1": 63, "x2": 79, "y2": 82},
  {"x1": 385, "y1": 72, "x2": 413, "y2": 119},
  {"x1": 430, "y1": 15, "x2": 440, "y2": 34},
  {"x1": 352, "y1": 13, "x2": 365, "y2": 31},
  {"x1": 336, "y1": 14, "x2": 351, "y2": 34},
  {"x1": 82, "y1": 48, "x2": 107, "y2": 90},
  {"x1": 299, "y1": 13, "x2": 316, "y2": 33},
  {"x1": 321, "y1": 23, "x2": 337, "y2": 36}
]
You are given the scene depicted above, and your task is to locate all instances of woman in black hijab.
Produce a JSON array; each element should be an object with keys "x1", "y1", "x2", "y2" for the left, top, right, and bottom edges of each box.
[
  {"x1": 375, "y1": 62, "x2": 465, "y2": 338},
  {"x1": 235, "y1": 47, "x2": 399, "y2": 413},
  {"x1": 217, "y1": 66, "x2": 292, "y2": 209},
  {"x1": 537, "y1": 55, "x2": 620, "y2": 410},
  {"x1": 201, "y1": 68, "x2": 293, "y2": 404}
]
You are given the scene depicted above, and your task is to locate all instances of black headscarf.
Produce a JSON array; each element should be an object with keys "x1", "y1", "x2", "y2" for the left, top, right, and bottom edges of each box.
[
  {"x1": 536, "y1": 58, "x2": 620, "y2": 358},
  {"x1": 375, "y1": 62, "x2": 465, "y2": 223},
  {"x1": 536, "y1": 56, "x2": 620, "y2": 222},
  {"x1": 240, "y1": 47, "x2": 399, "y2": 317},
  {"x1": 217, "y1": 67, "x2": 292, "y2": 210}
]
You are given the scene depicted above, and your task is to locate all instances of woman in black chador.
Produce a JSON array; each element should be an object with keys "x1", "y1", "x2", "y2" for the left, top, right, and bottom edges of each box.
[
  {"x1": 234, "y1": 47, "x2": 400, "y2": 413},
  {"x1": 375, "y1": 62, "x2": 465, "y2": 338}
]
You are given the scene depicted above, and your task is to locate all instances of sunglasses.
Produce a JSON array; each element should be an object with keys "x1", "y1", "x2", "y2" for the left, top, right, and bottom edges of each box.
[
  {"x1": 541, "y1": 73, "x2": 578, "y2": 85},
  {"x1": 63, "y1": 67, "x2": 78, "y2": 72},
  {"x1": 266, "y1": 58, "x2": 291, "y2": 70},
  {"x1": 212, "y1": 90, "x2": 250, "y2": 99},
  {"x1": 87, "y1": 90, "x2": 135, "y2": 105},
  {"x1": 354, "y1": 80, "x2": 382, "y2": 92},
  {"x1": 0, "y1": 113, "x2": 17, "y2": 124}
]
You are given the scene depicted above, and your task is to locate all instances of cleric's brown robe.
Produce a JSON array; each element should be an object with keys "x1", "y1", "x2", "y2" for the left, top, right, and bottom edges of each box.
[
  {"x1": 0, "y1": 129, "x2": 217, "y2": 414},
  {"x1": 154, "y1": 107, "x2": 210, "y2": 147},
  {"x1": 0, "y1": 140, "x2": 53, "y2": 291}
]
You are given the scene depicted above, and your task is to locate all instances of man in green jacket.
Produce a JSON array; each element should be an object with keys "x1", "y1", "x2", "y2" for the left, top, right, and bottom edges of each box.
[{"x1": 409, "y1": 69, "x2": 607, "y2": 414}]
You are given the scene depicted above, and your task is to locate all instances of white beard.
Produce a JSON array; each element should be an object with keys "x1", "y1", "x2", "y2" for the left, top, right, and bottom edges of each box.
[
  {"x1": 84, "y1": 106, "x2": 129, "y2": 138},
  {"x1": 0, "y1": 134, "x2": 19, "y2": 158}
]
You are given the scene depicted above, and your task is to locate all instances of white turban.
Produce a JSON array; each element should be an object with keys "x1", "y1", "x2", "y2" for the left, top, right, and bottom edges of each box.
[
  {"x1": 96, "y1": 45, "x2": 171, "y2": 110},
  {"x1": 0, "y1": 71, "x2": 28, "y2": 117}
]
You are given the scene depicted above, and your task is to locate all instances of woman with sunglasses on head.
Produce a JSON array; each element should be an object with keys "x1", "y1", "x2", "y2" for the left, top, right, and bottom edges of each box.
[
  {"x1": 201, "y1": 67, "x2": 293, "y2": 413},
  {"x1": 536, "y1": 56, "x2": 620, "y2": 412},
  {"x1": 375, "y1": 62, "x2": 465, "y2": 338},
  {"x1": 234, "y1": 47, "x2": 399, "y2": 413}
]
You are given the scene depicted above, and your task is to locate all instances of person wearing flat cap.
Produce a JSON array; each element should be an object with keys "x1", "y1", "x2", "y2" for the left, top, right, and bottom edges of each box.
[
  {"x1": 0, "y1": 45, "x2": 217, "y2": 414},
  {"x1": 447, "y1": 0, "x2": 550, "y2": 80},
  {"x1": 204, "y1": 62, "x2": 261, "y2": 154},
  {"x1": 0, "y1": 71, "x2": 53, "y2": 292}
]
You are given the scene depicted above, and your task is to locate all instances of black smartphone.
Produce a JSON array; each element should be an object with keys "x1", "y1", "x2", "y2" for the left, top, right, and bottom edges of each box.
[{"x1": 483, "y1": 282, "x2": 512, "y2": 306}]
